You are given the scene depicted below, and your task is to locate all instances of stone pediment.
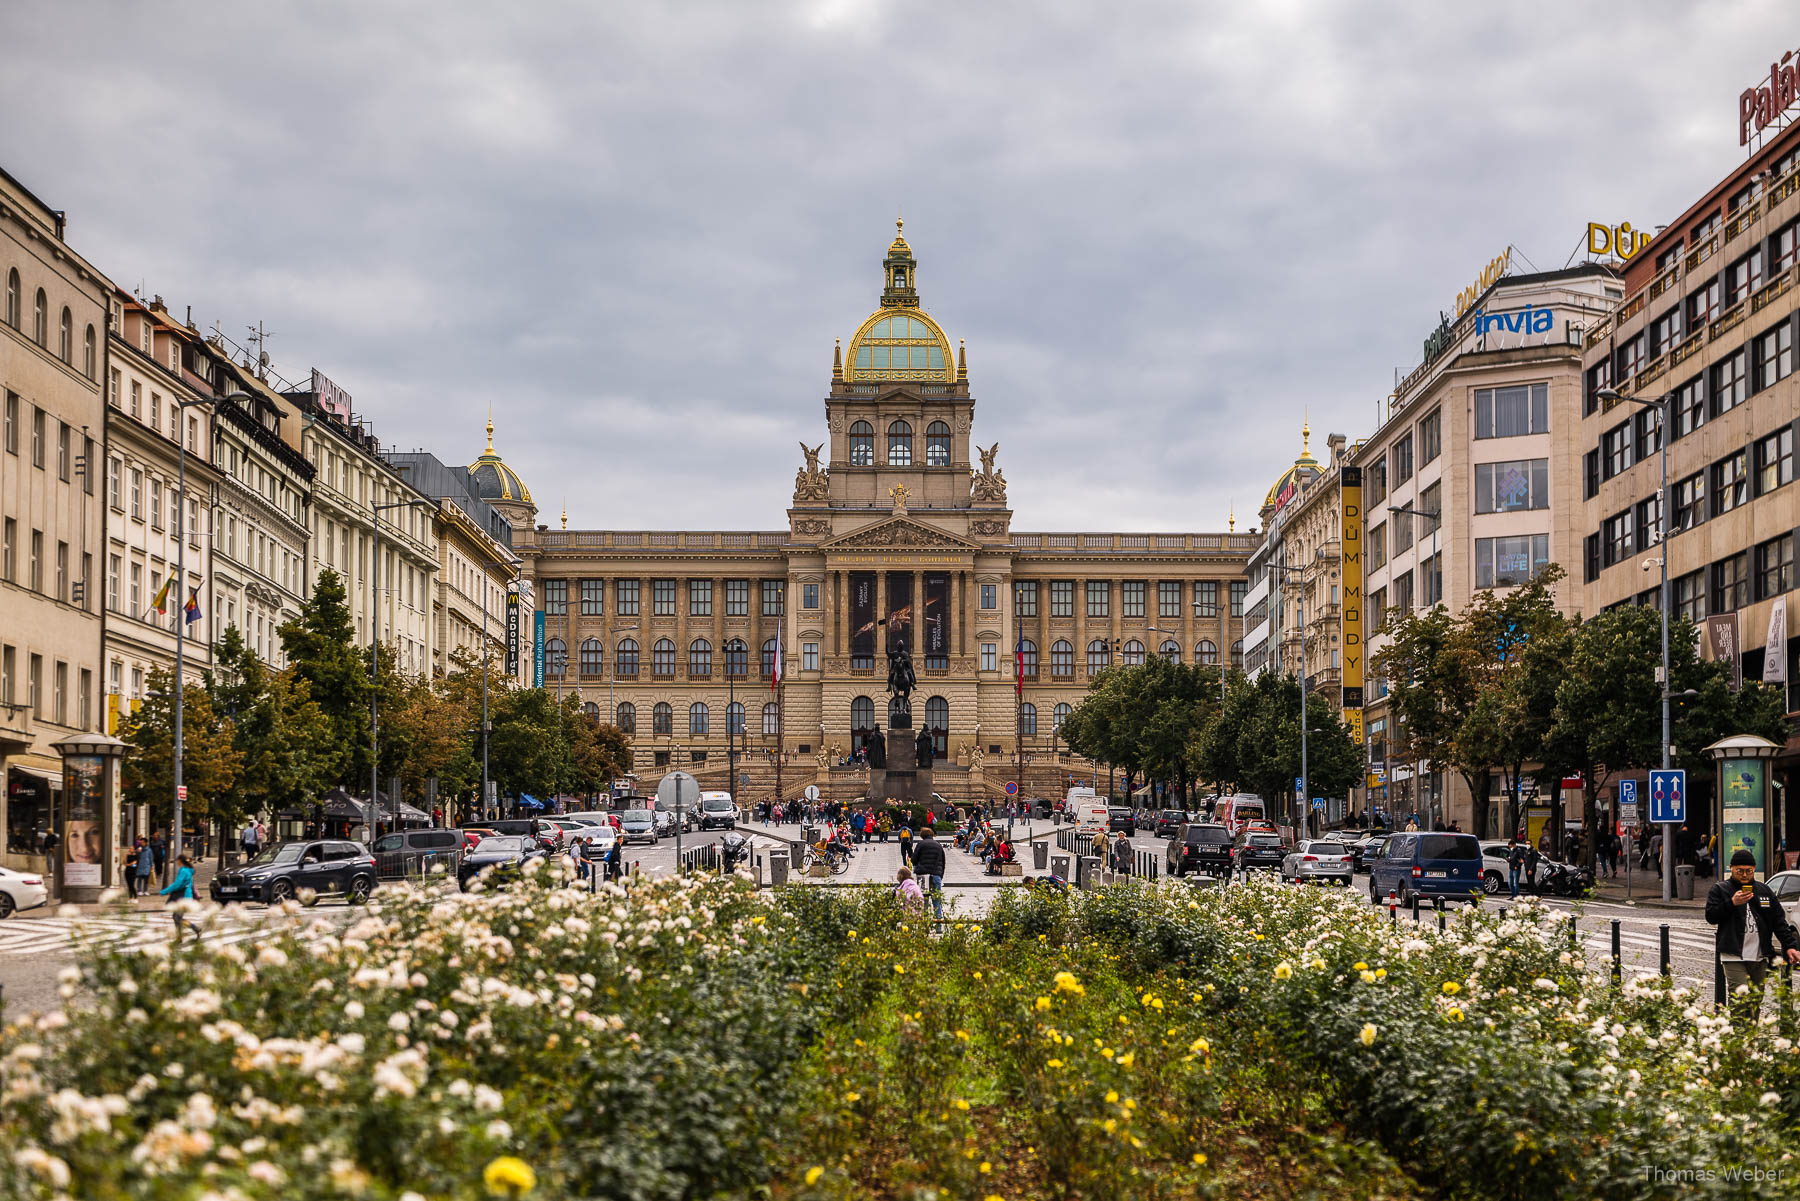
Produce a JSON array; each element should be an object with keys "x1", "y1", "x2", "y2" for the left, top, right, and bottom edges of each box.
[{"x1": 820, "y1": 516, "x2": 982, "y2": 552}]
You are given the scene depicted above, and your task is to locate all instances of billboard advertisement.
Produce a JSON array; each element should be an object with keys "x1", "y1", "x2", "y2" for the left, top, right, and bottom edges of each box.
[{"x1": 1719, "y1": 757, "x2": 1768, "y2": 875}]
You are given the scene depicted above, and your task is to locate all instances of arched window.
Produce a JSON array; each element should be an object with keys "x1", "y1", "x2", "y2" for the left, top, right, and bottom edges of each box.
[
  {"x1": 59, "y1": 307, "x2": 72, "y2": 364},
  {"x1": 1087, "y1": 639, "x2": 1111, "y2": 674},
  {"x1": 616, "y1": 701, "x2": 636, "y2": 733},
  {"x1": 762, "y1": 637, "x2": 778, "y2": 678},
  {"x1": 689, "y1": 702, "x2": 709, "y2": 735},
  {"x1": 653, "y1": 702, "x2": 673, "y2": 736},
  {"x1": 1231, "y1": 640, "x2": 1244, "y2": 670},
  {"x1": 1121, "y1": 639, "x2": 1145, "y2": 666},
  {"x1": 4, "y1": 268, "x2": 17, "y2": 328},
  {"x1": 886, "y1": 420, "x2": 913, "y2": 466},
  {"x1": 727, "y1": 701, "x2": 745, "y2": 735},
  {"x1": 579, "y1": 638, "x2": 603, "y2": 675},
  {"x1": 1050, "y1": 639, "x2": 1074, "y2": 677},
  {"x1": 1196, "y1": 640, "x2": 1218, "y2": 666},
  {"x1": 925, "y1": 420, "x2": 951, "y2": 466},
  {"x1": 924, "y1": 695, "x2": 949, "y2": 757},
  {"x1": 544, "y1": 637, "x2": 567, "y2": 678},
  {"x1": 33, "y1": 289, "x2": 47, "y2": 346},
  {"x1": 652, "y1": 638, "x2": 676, "y2": 677},
  {"x1": 1020, "y1": 702, "x2": 1038, "y2": 737},
  {"x1": 848, "y1": 420, "x2": 874, "y2": 466},
  {"x1": 616, "y1": 637, "x2": 640, "y2": 676},
  {"x1": 1159, "y1": 639, "x2": 1181, "y2": 662},
  {"x1": 583, "y1": 701, "x2": 599, "y2": 719},
  {"x1": 762, "y1": 702, "x2": 781, "y2": 735},
  {"x1": 83, "y1": 325, "x2": 96, "y2": 379},
  {"x1": 1017, "y1": 638, "x2": 1038, "y2": 679},
  {"x1": 689, "y1": 637, "x2": 712, "y2": 677},
  {"x1": 723, "y1": 638, "x2": 748, "y2": 678},
  {"x1": 850, "y1": 696, "x2": 875, "y2": 751},
  {"x1": 1053, "y1": 702, "x2": 1072, "y2": 733}
]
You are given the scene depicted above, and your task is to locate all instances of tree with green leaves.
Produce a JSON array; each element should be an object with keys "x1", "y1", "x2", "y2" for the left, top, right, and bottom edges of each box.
[
  {"x1": 121, "y1": 668, "x2": 243, "y2": 861},
  {"x1": 211, "y1": 628, "x2": 343, "y2": 826},
  {"x1": 279, "y1": 570, "x2": 368, "y2": 789},
  {"x1": 1370, "y1": 604, "x2": 1469, "y2": 828},
  {"x1": 562, "y1": 693, "x2": 631, "y2": 800}
]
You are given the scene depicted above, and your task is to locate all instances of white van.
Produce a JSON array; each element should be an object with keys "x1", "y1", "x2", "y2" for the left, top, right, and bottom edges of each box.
[
  {"x1": 697, "y1": 791, "x2": 737, "y2": 831},
  {"x1": 1067, "y1": 787, "x2": 1109, "y2": 833}
]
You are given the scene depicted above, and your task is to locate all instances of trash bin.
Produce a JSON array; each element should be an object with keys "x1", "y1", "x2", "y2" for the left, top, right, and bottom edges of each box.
[
  {"x1": 802, "y1": 825, "x2": 817, "y2": 848},
  {"x1": 1033, "y1": 841, "x2": 1049, "y2": 871},
  {"x1": 1051, "y1": 854, "x2": 1070, "y2": 880},
  {"x1": 769, "y1": 850, "x2": 789, "y2": 887},
  {"x1": 1675, "y1": 864, "x2": 1695, "y2": 901},
  {"x1": 1079, "y1": 855, "x2": 1101, "y2": 890}
]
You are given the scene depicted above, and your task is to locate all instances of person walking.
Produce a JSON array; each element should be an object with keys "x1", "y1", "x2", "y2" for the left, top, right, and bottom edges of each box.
[
  {"x1": 129, "y1": 838, "x2": 154, "y2": 901},
  {"x1": 149, "y1": 830, "x2": 168, "y2": 885},
  {"x1": 910, "y1": 828, "x2": 946, "y2": 920},
  {"x1": 897, "y1": 822, "x2": 913, "y2": 867},
  {"x1": 1506, "y1": 838, "x2": 1528, "y2": 900},
  {"x1": 1706, "y1": 849, "x2": 1800, "y2": 1020},
  {"x1": 1091, "y1": 829, "x2": 1110, "y2": 882},
  {"x1": 159, "y1": 855, "x2": 197, "y2": 942}
]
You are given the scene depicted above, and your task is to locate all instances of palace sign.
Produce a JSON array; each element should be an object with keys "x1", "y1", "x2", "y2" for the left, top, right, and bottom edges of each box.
[{"x1": 1741, "y1": 50, "x2": 1800, "y2": 147}]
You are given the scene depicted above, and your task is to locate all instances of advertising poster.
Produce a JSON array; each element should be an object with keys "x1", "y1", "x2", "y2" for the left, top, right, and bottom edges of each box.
[
  {"x1": 923, "y1": 573, "x2": 949, "y2": 659},
  {"x1": 505, "y1": 590, "x2": 520, "y2": 675},
  {"x1": 1706, "y1": 613, "x2": 1743, "y2": 691},
  {"x1": 63, "y1": 754, "x2": 105, "y2": 887},
  {"x1": 849, "y1": 572, "x2": 876, "y2": 660},
  {"x1": 1339, "y1": 465, "x2": 1364, "y2": 713},
  {"x1": 533, "y1": 609, "x2": 546, "y2": 688},
  {"x1": 886, "y1": 571, "x2": 913, "y2": 646},
  {"x1": 1720, "y1": 758, "x2": 1767, "y2": 875}
]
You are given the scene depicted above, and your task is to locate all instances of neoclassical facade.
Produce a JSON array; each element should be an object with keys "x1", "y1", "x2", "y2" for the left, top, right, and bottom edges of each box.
[{"x1": 513, "y1": 226, "x2": 1256, "y2": 798}]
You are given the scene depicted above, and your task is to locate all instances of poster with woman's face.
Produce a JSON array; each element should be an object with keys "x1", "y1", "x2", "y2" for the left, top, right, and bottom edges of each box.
[{"x1": 63, "y1": 755, "x2": 105, "y2": 885}]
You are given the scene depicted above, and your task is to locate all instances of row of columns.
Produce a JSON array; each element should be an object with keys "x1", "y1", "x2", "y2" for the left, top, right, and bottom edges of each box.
[{"x1": 825, "y1": 567, "x2": 975, "y2": 658}]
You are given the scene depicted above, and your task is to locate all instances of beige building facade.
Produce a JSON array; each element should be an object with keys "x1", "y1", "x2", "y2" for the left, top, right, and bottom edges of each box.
[
  {"x1": 1, "y1": 167, "x2": 108, "y2": 872},
  {"x1": 513, "y1": 226, "x2": 1254, "y2": 802}
]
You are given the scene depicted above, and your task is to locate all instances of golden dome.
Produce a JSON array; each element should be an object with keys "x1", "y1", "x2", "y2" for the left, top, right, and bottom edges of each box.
[
  {"x1": 1263, "y1": 421, "x2": 1320, "y2": 511},
  {"x1": 468, "y1": 417, "x2": 533, "y2": 505},
  {"x1": 842, "y1": 218, "x2": 956, "y2": 384}
]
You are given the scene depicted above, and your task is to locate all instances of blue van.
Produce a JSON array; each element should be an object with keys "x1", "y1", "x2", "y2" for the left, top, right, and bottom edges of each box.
[{"x1": 1367, "y1": 832, "x2": 1483, "y2": 905}]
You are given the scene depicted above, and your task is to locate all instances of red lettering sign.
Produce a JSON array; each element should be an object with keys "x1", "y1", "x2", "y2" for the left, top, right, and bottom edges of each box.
[{"x1": 1741, "y1": 50, "x2": 1800, "y2": 146}]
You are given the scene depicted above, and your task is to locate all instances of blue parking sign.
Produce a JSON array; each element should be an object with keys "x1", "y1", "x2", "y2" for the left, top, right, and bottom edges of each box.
[
  {"x1": 1648, "y1": 770, "x2": 1686, "y2": 824},
  {"x1": 1618, "y1": 779, "x2": 1637, "y2": 807}
]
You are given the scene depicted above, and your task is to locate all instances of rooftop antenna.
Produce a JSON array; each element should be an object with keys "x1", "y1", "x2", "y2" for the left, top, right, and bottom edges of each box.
[{"x1": 246, "y1": 320, "x2": 274, "y2": 380}]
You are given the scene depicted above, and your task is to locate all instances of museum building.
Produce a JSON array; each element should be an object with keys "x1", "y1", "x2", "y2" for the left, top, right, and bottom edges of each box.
[{"x1": 497, "y1": 225, "x2": 1256, "y2": 802}]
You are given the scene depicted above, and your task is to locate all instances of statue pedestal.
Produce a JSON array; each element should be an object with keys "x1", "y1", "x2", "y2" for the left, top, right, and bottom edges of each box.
[{"x1": 871, "y1": 722, "x2": 934, "y2": 808}]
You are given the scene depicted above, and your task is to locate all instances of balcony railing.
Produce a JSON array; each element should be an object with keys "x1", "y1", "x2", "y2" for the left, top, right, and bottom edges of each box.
[{"x1": 1684, "y1": 233, "x2": 1719, "y2": 274}]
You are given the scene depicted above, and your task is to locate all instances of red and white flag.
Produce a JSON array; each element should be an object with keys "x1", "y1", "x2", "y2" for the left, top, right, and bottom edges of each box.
[{"x1": 771, "y1": 630, "x2": 783, "y2": 691}]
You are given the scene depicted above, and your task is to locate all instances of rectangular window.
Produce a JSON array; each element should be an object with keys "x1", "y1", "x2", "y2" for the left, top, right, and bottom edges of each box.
[
  {"x1": 1194, "y1": 580, "x2": 1217, "y2": 618},
  {"x1": 1121, "y1": 580, "x2": 1145, "y2": 617},
  {"x1": 1673, "y1": 569, "x2": 1706, "y2": 622},
  {"x1": 1671, "y1": 471, "x2": 1706, "y2": 533},
  {"x1": 54, "y1": 541, "x2": 66, "y2": 600},
  {"x1": 107, "y1": 554, "x2": 120, "y2": 612},
  {"x1": 148, "y1": 479, "x2": 162, "y2": 530},
  {"x1": 689, "y1": 578, "x2": 712, "y2": 617},
  {"x1": 725, "y1": 578, "x2": 748, "y2": 616},
  {"x1": 1711, "y1": 451, "x2": 1749, "y2": 517},
  {"x1": 1755, "y1": 427, "x2": 1794, "y2": 495},
  {"x1": 1757, "y1": 534, "x2": 1795, "y2": 600},
  {"x1": 30, "y1": 408, "x2": 44, "y2": 469},
  {"x1": 543, "y1": 579, "x2": 568, "y2": 616},
  {"x1": 1368, "y1": 523, "x2": 1386, "y2": 571},
  {"x1": 128, "y1": 468, "x2": 142, "y2": 521},
  {"x1": 1688, "y1": 278, "x2": 1723, "y2": 329},
  {"x1": 1369, "y1": 587, "x2": 1386, "y2": 632},
  {"x1": 1475, "y1": 458, "x2": 1549, "y2": 513},
  {"x1": 803, "y1": 582, "x2": 819, "y2": 610},
  {"x1": 1601, "y1": 421, "x2": 1633, "y2": 480},
  {"x1": 56, "y1": 422, "x2": 68, "y2": 482},
  {"x1": 1618, "y1": 333, "x2": 1647, "y2": 381},
  {"x1": 1422, "y1": 551, "x2": 1442, "y2": 607},
  {"x1": 1392, "y1": 434, "x2": 1414, "y2": 484},
  {"x1": 0, "y1": 519, "x2": 10, "y2": 582},
  {"x1": 52, "y1": 661, "x2": 66, "y2": 725},
  {"x1": 1756, "y1": 323, "x2": 1794, "y2": 390},
  {"x1": 1634, "y1": 407, "x2": 1663, "y2": 464},
  {"x1": 1776, "y1": 219, "x2": 1800, "y2": 273},
  {"x1": 1050, "y1": 580, "x2": 1074, "y2": 617},
  {"x1": 1673, "y1": 375, "x2": 1706, "y2": 439},
  {"x1": 616, "y1": 578, "x2": 639, "y2": 616},
  {"x1": 1602, "y1": 510, "x2": 1634, "y2": 568},
  {"x1": 802, "y1": 641, "x2": 819, "y2": 672},
  {"x1": 1728, "y1": 247, "x2": 1764, "y2": 303},
  {"x1": 1711, "y1": 553, "x2": 1749, "y2": 615},
  {"x1": 78, "y1": 667, "x2": 90, "y2": 730},
  {"x1": 1586, "y1": 360, "x2": 1614, "y2": 416},
  {"x1": 1393, "y1": 508, "x2": 1413, "y2": 554},
  {"x1": 1584, "y1": 449, "x2": 1600, "y2": 500},
  {"x1": 27, "y1": 530, "x2": 40, "y2": 592},
  {"x1": 27, "y1": 654, "x2": 41, "y2": 719},
  {"x1": 580, "y1": 578, "x2": 604, "y2": 615},
  {"x1": 1085, "y1": 580, "x2": 1110, "y2": 617},
  {"x1": 1652, "y1": 306, "x2": 1682, "y2": 355},
  {"x1": 980, "y1": 583, "x2": 997, "y2": 610},
  {"x1": 1392, "y1": 570, "x2": 1414, "y2": 614},
  {"x1": 1419, "y1": 409, "x2": 1442, "y2": 465},
  {"x1": 1, "y1": 392, "x2": 14, "y2": 456},
  {"x1": 1711, "y1": 349, "x2": 1748, "y2": 415},
  {"x1": 1475, "y1": 534, "x2": 1551, "y2": 588},
  {"x1": 1637, "y1": 494, "x2": 1662, "y2": 550},
  {"x1": 652, "y1": 578, "x2": 676, "y2": 615},
  {"x1": 1474, "y1": 383, "x2": 1550, "y2": 438},
  {"x1": 1015, "y1": 580, "x2": 1039, "y2": 617},
  {"x1": 760, "y1": 579, "x2": 784, "y2": 616},
  {"x1": 129, "y1": 563, "x2": 141, "y2": 613},
  {"x1": 1229, "y1": 580, "x2": 1247, "y2": 618},
  {"x1": 1367, "y1": 455, "x2": 1387, "y2": 505},
  {"x1": 1150, "y1": 580, "x2": 1177, "y2": 619},
  {"x1": 980, "y1": 642, "x2": 997, "y2": 672}
]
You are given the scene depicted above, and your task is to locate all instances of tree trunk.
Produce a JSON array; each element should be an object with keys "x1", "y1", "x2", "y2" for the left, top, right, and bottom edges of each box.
[{"x1": 1467, "y1": 770, "x2": 1491, "y2": 839}]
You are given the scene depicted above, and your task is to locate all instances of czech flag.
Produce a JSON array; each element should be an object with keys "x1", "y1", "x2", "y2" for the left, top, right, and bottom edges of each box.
[{"x1": 770, "y1": 631, "x2": 782, "y2": 691}]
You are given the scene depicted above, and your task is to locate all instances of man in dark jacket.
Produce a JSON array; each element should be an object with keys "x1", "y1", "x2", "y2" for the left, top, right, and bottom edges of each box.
[
  {"x1": 910, "y1": 828, "x2": 947, "y2": 919},
  {"x1": 1706, "y1": 848, "x2": 1800, "y2": 1019}
]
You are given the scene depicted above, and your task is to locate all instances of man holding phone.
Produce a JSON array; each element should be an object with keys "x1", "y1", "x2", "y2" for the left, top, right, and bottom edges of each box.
[{"x1": 1706, "y1": 848, "x2": 1800, "y2": 1021}]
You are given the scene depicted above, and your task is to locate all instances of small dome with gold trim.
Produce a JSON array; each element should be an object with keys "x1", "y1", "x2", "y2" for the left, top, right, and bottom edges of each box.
[
  {"x1": 468, "y1": 417, "x2": 533, "y2": 505},
  {"x1": 842, "y1": 218, "x2": 957, "y2": 384},
  {"x1": 1263, "y1": 421, "x2": 1321, "y2": 512}
]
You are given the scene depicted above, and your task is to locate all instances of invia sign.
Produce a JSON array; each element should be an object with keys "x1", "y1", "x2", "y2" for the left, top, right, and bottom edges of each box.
[{"x1": 1472, "y1": 305, "x2": 1556, "y2": 337}]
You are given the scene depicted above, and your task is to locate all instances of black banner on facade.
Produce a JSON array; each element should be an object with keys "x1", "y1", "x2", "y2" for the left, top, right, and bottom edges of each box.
[
  {"x1": 886, "y1": 572, "x2": 913, "y2": 650},
  {"x1": 924, "y1": 573, "x2": 949, "y2": 659},
  {"x1": 850, "y1": 572, "x2": 877, "y2": 660}
]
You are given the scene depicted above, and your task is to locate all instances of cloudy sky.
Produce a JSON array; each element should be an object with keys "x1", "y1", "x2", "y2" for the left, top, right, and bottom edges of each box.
[{"x1": 1, "y1": 1, "x2": 1783, "y2": 531}]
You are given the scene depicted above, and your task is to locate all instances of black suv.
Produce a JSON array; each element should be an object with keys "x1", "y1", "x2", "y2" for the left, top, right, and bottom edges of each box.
[
  {"x1": 211, "y1": 840, "x2": 378, "y2": 906},
  {"x1": 1167, "y1": 823, "x2": 1234, "y2": 878},
  {"x1": 1235, "y1": 832, "x2": 1287, "y2": 872},
  {"x1": 1153, "y1": 809, "x2": 1188, "y2": 838},
  {"x1": 1107, "y1": 807, "x2": 1136, "y2": 833}
]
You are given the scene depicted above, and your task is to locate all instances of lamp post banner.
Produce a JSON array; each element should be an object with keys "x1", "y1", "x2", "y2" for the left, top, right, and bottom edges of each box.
[{"x1": 1765, "y1": 596, "x2": 1788, "y2": 684}]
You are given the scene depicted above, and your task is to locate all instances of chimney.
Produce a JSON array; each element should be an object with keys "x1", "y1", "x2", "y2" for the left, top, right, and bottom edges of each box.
[{"x1": 1326, "y1": 432, "x2": 1347, "y2": 462}]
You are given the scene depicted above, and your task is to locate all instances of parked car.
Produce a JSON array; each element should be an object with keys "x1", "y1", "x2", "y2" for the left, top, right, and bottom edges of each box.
[
  {"x1": 371, "y1": 828, "x2": 461, "y2": 880},
  {"x1": 1367, "y1": 832, "x2": 1484, "y2": 905},
  {"x1": 618, "y1": 808, "x2": 659, "y2": 845},
  {"x1": 1167, "y1": 823, "x2": 1234, "y2": 878},
  {"x1": 1348, "y1": 832, "x2": 1391, "y2": 873},
  {"x1": 1234, "y1": 832, "x2": 1288, "y2": 873},
  {"x1": 1153, "y1": 809, "x2": 1188, "y2": 838},
  {"x1": 458, "y1": 827, "x2": 496, "y2": 852},
  {"x1": 211, "y1": 840, "x2": 378, "y2": 906},
  {"x1": 697, "y1": 792, "x2": 738, "y2": 831},
  {"x1": 1281, "y1": 839, "x2": 1354, "y2": 885},
  {"x1": 1478, "y1": 840, "x2": 1514, "y2": 895},
  {"x1": 458, "y1": 836, "x2": 549, "y2": 891},
  {"x1": 1769, "y1": 871, "x2": 1800, "y2": 901},
  {"x1": 482, "y1": 818, "x2": 558, "y2": 852},
  {"x1": 1133, "y1": 810, "x2": 1160, "y2": 834},
  {"x1": 0, "y1": 864, "x2": 48, "y2": 918},
  {"x1": 1107, "y1": 807, "x2": 1136, "y2": 833}
]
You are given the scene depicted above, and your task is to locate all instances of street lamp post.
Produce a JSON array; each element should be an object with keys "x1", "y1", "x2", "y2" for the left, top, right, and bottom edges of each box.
[
  {"x1": 170, "y1": 392, "x2": 228, "y2": 862},
  {"x1": 370, "y1": 497, "x2": 434, "y2": 842}
]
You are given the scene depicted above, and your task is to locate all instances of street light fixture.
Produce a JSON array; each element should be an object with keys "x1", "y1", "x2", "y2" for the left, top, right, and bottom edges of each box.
[{"x1": 1596, "y1": 384, "x2": 1677, "y2": 901}]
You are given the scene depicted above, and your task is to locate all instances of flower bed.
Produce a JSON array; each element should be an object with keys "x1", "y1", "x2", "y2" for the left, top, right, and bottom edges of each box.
[{"x1": 1, "y1": 870, "x2": 1796, "y2": 1199}]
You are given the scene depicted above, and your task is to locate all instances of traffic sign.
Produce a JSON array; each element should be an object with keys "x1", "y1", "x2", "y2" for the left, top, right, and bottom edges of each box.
[
  {"x1": 1311, "y1": 797, "x2": 1325, "y2": 810},
  {"x1": 804, "y1": 784, "x2": 820, "y2": 801},
  {"x1": 1618, "y1": 779, "x2": 1637, "y2": 808},
  {"x1": 1295, "y1": 777, "x2": 1304, "y2": 793},
  {"x1": 1619, "y1": 803, "x2": 1639, "y2": 825},
  {"x1": 1004, "y1": 780, "x2": 1018, "y2": 796},
  {"x1": 657, "y1": 770, "x2": 698, "y2": 812},
  {"x1": 176, "y1": 785, "x2": 188, "y2": 801},
  {"x1": 1648, "y1": 769, "x2": 1686, "y2": 824}
]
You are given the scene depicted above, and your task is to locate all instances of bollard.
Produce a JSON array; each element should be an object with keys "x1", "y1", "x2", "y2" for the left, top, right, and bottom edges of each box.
[
  {"x1": 1051, "y1": 854, "x2": 1070, "y2": 880},
  {"x1": 1659, "y1": 923, "x2": 1671, "y2": 978},
  {"x1": 769, "y1": 850, "x2": 790, "y2": 887},
  {"x1": 1611, "y1": 919, "x2": 1622, "y2": 987},
  {"x1": 1410, "y1": 896, "x2": 1421, "y2": 923},
  {"x1": 1388, "y1": 894, "x2": 1397, "y2": 924},
  {"x1": 1568, "y1": 916, "x2": 1578, "y2": 947},
  {"x1": 1498, "y1": 905, "x2": 1507, "y2": 920},
  {"x1": 1438, "y1": 908, "x2": 1447, "y2": 934}
]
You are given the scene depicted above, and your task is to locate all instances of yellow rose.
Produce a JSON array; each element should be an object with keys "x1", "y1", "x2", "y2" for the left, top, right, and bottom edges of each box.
[
  {"x1": 483, "y1": 1157, "x2": 536, "y2": 1198},
  {"x1": 805, "y1": 1166, "x2": 824, "y2": 1185},
  {"x1": 1441, "y1": 981, "x2": 1462, "y2": 996},
  {"x1": 1360, "y1": 1024, "x2": 1378, "y2": 1046}
]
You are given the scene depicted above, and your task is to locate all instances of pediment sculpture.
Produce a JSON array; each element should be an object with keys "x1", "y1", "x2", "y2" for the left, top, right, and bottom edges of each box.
[{"x1": 825, "y1": 518, "x2": 978, "y2": 550}]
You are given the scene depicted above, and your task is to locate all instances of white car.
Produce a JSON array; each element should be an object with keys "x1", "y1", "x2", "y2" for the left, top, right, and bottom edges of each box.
[
  {"x1": 0, "y1": 864, "x2": 49, "y2": 917},
  {"x1": 1280, "y1": 840, "x2": 1354, "y2": 886}
]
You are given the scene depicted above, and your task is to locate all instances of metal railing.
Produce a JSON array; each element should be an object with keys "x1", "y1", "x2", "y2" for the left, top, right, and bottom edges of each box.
[{"x1": 373, "y1": 850, "x2": 460, "y2": 881}]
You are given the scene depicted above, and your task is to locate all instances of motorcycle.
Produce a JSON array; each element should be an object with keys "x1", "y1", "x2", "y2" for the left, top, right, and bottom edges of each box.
[
  {"x1": 718, "y1": 833, "x2": 752, "y2": 874},
  {"x1": 1535, "y1": 861, "x2": 1595, "y2": 898}
]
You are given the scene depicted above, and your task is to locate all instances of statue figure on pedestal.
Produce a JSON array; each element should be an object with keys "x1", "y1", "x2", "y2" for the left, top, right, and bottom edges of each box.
[
  {"x1": 867, "y1": 727, "x2": 887, "y2": 770},
  {"x1": 915, "y1": 727, "x2": 935, "y2": 769},
  {"x1": 886, "y1": 636, "x2": 916, "y2": 727}
]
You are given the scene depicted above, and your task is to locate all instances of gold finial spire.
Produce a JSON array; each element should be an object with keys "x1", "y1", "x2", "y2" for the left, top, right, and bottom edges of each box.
[
  {"x1": 485, "y1": 410, "x2": 494, "y2": 454},
  {"x1": 561, "y1": 499, "x2": 567, "y2": 530},
  {"x1": 896, "y1": 210, "x2": 903, "y2": 238},
  {"x1": 1302, "y1": 411, "x2": 1311, "y2": 457},
  {"x1": 832, "y1": 337, "x2": 843, "y2": 381},
  {"x1": 956, "y1": 338, "x2": 967, "y2": 381},
  {"x1": 1228, "y1": 505, "x2": 1236, "y2": 533}
]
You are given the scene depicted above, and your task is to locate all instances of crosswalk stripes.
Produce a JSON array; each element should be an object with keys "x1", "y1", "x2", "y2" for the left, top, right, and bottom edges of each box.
[{"x1": 0, "y1": 912, "x2": 310, "y2": 958}]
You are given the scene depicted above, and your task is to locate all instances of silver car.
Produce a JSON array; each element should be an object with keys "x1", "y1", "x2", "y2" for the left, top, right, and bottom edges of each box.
[{"x1": 1280, "y1": 839, "x2": 1354, "y2": 885}]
